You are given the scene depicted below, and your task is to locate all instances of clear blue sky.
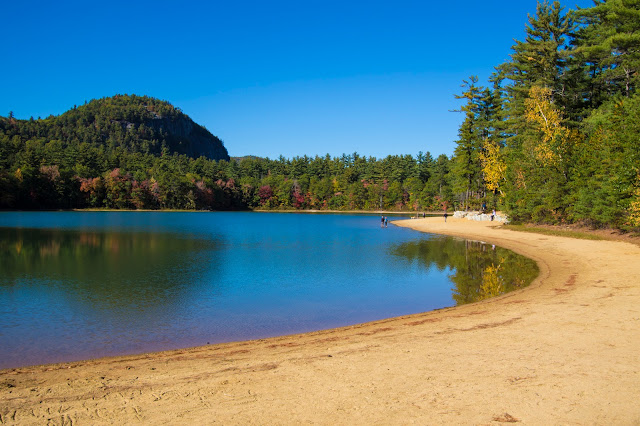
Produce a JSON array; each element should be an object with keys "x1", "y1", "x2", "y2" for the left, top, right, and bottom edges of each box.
[{"x1": 1, "y1": 0, "x2": 593, "y2": 159}]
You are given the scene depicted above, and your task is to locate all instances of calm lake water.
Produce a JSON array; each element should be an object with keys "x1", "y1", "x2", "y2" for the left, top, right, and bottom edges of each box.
[{"x1": 0, "y1": 212, "x2": 538, "y2": 369}]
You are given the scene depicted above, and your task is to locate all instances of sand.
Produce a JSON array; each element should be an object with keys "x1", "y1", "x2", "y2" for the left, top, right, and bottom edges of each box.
[{"x1": 1, "y1": 217, "x2": 639, "y2": 425}]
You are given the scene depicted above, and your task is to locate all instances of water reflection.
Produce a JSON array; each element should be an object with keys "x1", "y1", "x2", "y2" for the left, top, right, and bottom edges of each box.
[
  {"x1": 0, "y1": 227, "x2": 222, "y2": 312},
  {"x1": 391, "y1": 237, "x2": 539, "y2": 304}
]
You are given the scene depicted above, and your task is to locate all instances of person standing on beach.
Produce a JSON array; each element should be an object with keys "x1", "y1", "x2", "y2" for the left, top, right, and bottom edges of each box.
[{"x1": 444, "y1": 211, "x2": 448, "y2": 222}]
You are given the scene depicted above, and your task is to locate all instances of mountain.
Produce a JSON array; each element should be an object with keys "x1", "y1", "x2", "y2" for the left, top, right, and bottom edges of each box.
[{"x1": 3, "y1": 94, "x2": 230, "y2": 161}]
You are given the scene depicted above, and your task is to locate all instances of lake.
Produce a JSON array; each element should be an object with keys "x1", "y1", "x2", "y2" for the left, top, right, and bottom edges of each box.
[{"x1": 0, "y1": 212, "x2": 538, "y2": 369}]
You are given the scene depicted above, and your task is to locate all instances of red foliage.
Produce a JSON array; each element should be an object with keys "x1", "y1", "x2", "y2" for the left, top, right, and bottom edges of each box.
[
  {"x1": 292, "y1": 189, "x2": 305, "y2": 209},
  {"x1": 258, "y1": 185, "x2": 274, "y2": 205}
]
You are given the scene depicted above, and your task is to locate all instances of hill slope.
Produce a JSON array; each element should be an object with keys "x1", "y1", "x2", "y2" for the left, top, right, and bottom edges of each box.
[{"x1": 2, "y1": 94, "x2": 230, "y2": 161}]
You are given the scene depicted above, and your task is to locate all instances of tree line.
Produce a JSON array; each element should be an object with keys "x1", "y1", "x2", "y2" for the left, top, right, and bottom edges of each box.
[
  {"x1": 0, "y1": 133, "x2": 453, "y2": 211},
  {"x1": 1, "y1": 0, "x2": 639, "y2": 230}
]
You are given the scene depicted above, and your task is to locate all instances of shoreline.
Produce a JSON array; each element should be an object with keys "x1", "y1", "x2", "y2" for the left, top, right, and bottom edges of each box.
[
  {"x1": 1, "y1": 217, "x2": 639, "y2": 424},
  {"x1": 2, "y1": 208, "x2": 444, "y2": 215}
]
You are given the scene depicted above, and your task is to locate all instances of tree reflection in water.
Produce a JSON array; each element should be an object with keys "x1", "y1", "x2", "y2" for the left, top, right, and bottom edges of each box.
[
  {"x1": 0, "y1": 227, "x2": 222, "y2": 311},
  {"x1": 390, "y1": 236, "x2": 539, "y2": 305}
]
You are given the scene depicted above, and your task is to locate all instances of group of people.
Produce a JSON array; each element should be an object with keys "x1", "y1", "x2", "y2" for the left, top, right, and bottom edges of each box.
[{"x1": 380, "y1": 216, "x2": 389, "y2": 228}]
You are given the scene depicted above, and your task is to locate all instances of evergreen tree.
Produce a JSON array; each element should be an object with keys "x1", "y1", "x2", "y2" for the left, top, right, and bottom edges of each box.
[
  {"x1": 574, "y1": 0, "x2": 640, "y2": 100},
  {"x1": 451, "y1": 77, "x2": 485, "y2": 210}
]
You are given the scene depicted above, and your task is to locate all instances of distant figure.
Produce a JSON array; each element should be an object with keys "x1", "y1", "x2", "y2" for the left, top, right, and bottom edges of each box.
[
  {"x1": 381, "y1": 215, "x2": 385, "y2": 228},
  {"x1": 384, "y1": 216, "x2": 388, "y2": 227},
  {"x1": 482, "y1": 202, "x2": 487, "y2": 212},
  {"x1": 444, "y1": 211, "x2": 448, "y2": 222},
  {"x1": 491, "y1": 209, "x2": 496, "y2": 221}
]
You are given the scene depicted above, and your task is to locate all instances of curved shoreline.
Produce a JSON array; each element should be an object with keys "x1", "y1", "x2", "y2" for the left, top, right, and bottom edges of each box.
[{"x1": 1, "y1": 217, "x2": 639, "y2": 424}]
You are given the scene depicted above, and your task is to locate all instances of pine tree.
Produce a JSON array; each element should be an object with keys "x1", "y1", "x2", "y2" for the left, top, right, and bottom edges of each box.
[
  {"x1": 575, "y1": 0, "x2": 640, "y2": 100},
  {"x1": 451, "y1": 77, "x2": 485, "y2": 210}
]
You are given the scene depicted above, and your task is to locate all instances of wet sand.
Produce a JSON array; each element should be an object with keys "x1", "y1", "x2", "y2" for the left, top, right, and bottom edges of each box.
[{"x1": 1, "y1": 217, "x2": 639, "y2": 425}]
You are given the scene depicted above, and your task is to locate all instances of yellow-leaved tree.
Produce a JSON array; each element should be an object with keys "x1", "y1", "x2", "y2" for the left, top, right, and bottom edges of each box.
[
  {"x1": 524, "y1": 85, "x2": 583, "y2": 166},
  {"x1": 517, "y1": 85, "x2": 586, "y2": 222},
  {"x1": 479, "y1": 138, "x2": 506, "y2": 195},
  {"x1": 523, "y1": 85, "x2": 564, "y2": 165}
]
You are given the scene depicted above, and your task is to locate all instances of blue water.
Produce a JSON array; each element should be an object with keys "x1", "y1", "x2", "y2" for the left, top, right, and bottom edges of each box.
[{"x1": 0, "y1": 212, "x2": 531, "y2": 369}]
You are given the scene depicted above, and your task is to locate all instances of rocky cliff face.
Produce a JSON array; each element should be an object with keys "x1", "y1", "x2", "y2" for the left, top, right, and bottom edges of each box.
[{"x1": 144, "y1": 115, "x2": 229, "y2": 161}]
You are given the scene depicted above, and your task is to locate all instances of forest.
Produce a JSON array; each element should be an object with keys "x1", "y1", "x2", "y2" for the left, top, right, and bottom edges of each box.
[{"x1": 0, "y1": 0, "x2": 638, "y2": 230}]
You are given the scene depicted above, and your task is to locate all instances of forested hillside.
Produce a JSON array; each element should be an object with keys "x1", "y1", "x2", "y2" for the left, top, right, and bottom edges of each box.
[
  {"x1": 1, "y1": 0, "x2": 638, "y2": 231},
  {"x1": 1, "y1": 93, "x2": 229, "y2": 164}
]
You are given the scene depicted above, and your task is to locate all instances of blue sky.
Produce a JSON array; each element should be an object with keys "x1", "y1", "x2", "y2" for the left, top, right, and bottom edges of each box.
[{"x1": 1, "y1": 0, "x2": 593, "y2": 159}]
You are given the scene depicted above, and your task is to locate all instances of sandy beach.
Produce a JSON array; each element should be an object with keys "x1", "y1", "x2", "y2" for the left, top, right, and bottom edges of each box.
[{"x1": 1, "y1": 217, "x2": 639, "y2": 425}]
